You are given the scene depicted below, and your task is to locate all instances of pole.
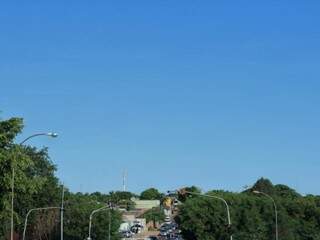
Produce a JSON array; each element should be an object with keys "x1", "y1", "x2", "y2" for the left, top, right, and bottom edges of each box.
[
  {"x1": 61, "y1": 185, "x2": 65, "y2": 240},
  {"x1": 10, "y1": 166, "x2": 15, "y2": 240},
  {"x1": 122, "y1": 170, "x2": 127, "y2": 192},
  {"x1": 274, "y1": 199, "x2": 278, "y2": 240},
  {"x1": 108, "y1": 209, "x2": 111, "y2": 240},
  {"x1": 88, "y1": 215, "x2": 93, "y2": 240},
  {"x1": 22, "y1": 207, "x2": 60, "y2": 240},
  {"x1": 184, "y1": 191, "x2": 233, "y2": 240}
]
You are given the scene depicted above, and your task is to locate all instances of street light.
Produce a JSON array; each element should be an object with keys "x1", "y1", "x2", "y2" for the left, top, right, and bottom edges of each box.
[
  {"x1": 178, "y1": 190, "x2": 233, "y2": 240},
  {"x1": 87, "y1": 203, "x2": 113, "y2": 240},
  {"x1": 22, "y1": 207, "x2": 61, "y2": 240},
  {"x1": 253, "y1": 190, "x2": 278, "y2": 240},
  {"x1": 19, "y1": 132, "x2": 58, "y2": 144},
  {"x1": 11, "y1": 132, "x2": 58, "y2": 240},
  {"x1": 61, "y1": 185, "x2": 65, "y2": 240}
]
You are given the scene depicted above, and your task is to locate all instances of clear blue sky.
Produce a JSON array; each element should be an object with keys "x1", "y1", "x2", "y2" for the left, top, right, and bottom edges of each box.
[{"x1": 1, "y1": 1, "x2": 320, "y2": 195}]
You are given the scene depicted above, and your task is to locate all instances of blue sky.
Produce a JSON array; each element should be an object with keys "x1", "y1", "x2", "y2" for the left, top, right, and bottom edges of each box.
[{"x1": 1, "y1": 1, "x2": 320, "y2": 195}]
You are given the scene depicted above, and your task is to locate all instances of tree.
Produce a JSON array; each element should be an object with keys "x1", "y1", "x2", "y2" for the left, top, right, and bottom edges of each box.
[
  {"x1": 0, "y1": 117, "x2": 24, "y2": 238},
  {"x1": 274, "y1": 184, "x2": 301, "y2": 199},
  {"x1": 0, "y1": 117, "x2": 23, "y2": 148},
  {"x1": 108, "y1": 191, "x2": 135, "y2": 202},
  {"x1": 140, "y1": 188, "x2": 163, "y2": 200},
  {"x1": 251, "y1": 178, "x2": 275, "y2": 195},
  {"x1": 0, "y1": 117, "x2": 61, "y2": 239},
  {"x1": 16, "y1": 147, "x2": 61, "y2": 240},
  {"x1": 176, "y1": 192, "x2": 233, "y2": 240},
  {"x1": 142, "y1": 207, "x2": 165, "y2": 229},
  {"x1": 177, "y1": 186, "x2": 201, "y2": 202},
  {"x1": 63, "y1": 192, "x2": 122, "y2": 240},
  {"x1": 177, "y1": 180, "x2": 320, "y2": 240},
  {"x1": 108, "y1": 191, "x2": 136, "y2": 211}
]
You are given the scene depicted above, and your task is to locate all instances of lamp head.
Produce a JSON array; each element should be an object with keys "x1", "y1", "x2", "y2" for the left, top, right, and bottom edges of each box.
[
  {"x1": 48, "y1": 132, "x2": 58, "y2": 138},
  {"x1": 167, "y1": 190, "x2": 178, "y2": 194},
  {"x1": 253, "y1": 190, "x2": 261, "y2": 194}
]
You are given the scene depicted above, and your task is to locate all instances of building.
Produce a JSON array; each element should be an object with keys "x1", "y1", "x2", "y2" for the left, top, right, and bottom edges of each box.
[{"x1": 132, "y1": 199, "x2": 160, "y2": 210}]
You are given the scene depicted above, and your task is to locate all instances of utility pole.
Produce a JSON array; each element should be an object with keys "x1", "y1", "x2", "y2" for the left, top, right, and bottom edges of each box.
[
  {"x1": 108, "y1": 208, "x2": 111, "y2": 240},
  {"x1": 61, "y1": 185, "x2": 65, "y2": 240}
]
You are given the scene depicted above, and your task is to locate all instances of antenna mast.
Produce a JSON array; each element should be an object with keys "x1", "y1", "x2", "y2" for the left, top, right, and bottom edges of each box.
[{"x1": 122, "y1": 170, "x2": 127, "y2": 192}]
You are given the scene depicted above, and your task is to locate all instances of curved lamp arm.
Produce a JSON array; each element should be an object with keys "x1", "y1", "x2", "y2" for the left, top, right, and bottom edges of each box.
[
  {"x1": 88, "y1": 205, "x2": 112, "y2": 240},
  {"x1": 22, "y1": 207, "x2": 60, "y2": 240},
  {"x1": 20, "y1": 132, "x2": 58, "y2": 145}
]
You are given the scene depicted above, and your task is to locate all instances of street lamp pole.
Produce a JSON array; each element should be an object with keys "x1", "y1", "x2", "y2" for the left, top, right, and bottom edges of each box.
[
  {"x1": 253, "y1": 191, "x2": 278, "y2": 240},
  {"x1": 22, "y1": 207, "x2": 61, "y2": 240},
  {"x1": 87, "y1": 205, "x2": 111, "y2": 240},
  {"x1": 11, "y1": 132, "x2": 58, "y2": 240},
  {"x1": 108, "y1": 209, "x2": 111, "y2": 240},
  {"x1": 61, "y1": 185, "x2": 65, "y2": 240},
  {"x1": 182, "y1": 190, "x2": 233, "y2": 240}
]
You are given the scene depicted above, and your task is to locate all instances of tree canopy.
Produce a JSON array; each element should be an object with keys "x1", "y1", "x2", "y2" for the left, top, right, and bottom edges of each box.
[
  {"x1": 140, "y1": 188, "x2": 163, "y2": 200},
  {"x1": 0, "y1": 117, "x2": 123, "y2": 240},
  {"x1": 176, "y1": 179, "x2": 320, "y2": 240},
  {"x1": 0, "y1": 117, "x2": 61, "y2": 239}
]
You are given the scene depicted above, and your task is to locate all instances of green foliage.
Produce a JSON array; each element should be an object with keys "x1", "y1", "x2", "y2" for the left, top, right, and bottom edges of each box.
[
  {"x1": 176, "y1": 193, "x2": 233, "y2": 240},
  {"x1": 142, "y1": 207, "x2": 165, "y2": 224},
  {"x1": 140, "y1": 188, "x2": 163, "y2": 200},
  {"x1": 0, "y1": 117, "x2": 61, "y2": 239},
  {"x1": 176, "y1": 179, "x2": 320, "y2": 240},
  {"x1": 109, "y1": 191, "x2": 135, "y2": 201},
  {"x1": 0, "y1": 117, "x2": 23, "y2": 148},
  {"x1": 63, "y1": 192, "x2": 122, "y2": 240},
  {"x1": 274, "y1": 184, "x2": 301, "y2": 199},
  {"x1": 108, "y1": 191, "x2": 136, "y2": 211},
  {"x1": 178, "y1": 186, "x2": 202, "y2": 202},
  {"x1": 0, "y1": 116, "x2": 123, "y2": 240},
  {"x1": 251, "y1": 178, "x2": 275, "y2": 195}
]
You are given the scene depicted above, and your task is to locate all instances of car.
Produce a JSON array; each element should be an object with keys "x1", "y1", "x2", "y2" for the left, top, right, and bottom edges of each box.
[
  {"x1": 167, "y1": 233, "x2": 183, "y2": 240},
  {"x1": 160, "y1": 228, "x2": 169, "y2": 237},
  {"x1": 160, "y1": 226, "x2": 172, "y2": 234},
  {"x1": 130, "y1": 223, "x2": 144, "y2": 234},
  {"x1": 120, "y1": 230, "x2": 133, "y2": 238},
  {"x1": 167, "y1": 223, "x2": 177, "y2": 230}
]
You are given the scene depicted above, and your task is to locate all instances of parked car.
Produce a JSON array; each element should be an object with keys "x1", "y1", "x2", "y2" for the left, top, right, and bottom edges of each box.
[{"x1": 130, "y1": 223, "x2": 144, "y2": 234}]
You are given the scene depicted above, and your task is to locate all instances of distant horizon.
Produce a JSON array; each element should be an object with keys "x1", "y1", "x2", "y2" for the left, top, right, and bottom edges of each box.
[{"x1": 60, "y1": 175, "x2": 317, "y2": 197}]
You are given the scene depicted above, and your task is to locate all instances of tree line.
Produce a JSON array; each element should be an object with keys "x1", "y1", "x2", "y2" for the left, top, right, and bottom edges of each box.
[
  {"x1": 0, "y1": 117, "x2": 164, "y2": 240},
  {"x1": 1, "y1": 116, "x2": 319, "y2": 240},
  {"x1": 176, "y1": 179, "x2": 320, "y2": 240}
]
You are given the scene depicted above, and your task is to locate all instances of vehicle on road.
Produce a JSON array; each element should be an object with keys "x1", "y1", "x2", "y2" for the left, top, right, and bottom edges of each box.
[
  {"x1": 130, "y1": 223, "x2": 144, "y2": 234},
  {"x1": 120, "y1": 230, "x2": 133, "y2": 238}
]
